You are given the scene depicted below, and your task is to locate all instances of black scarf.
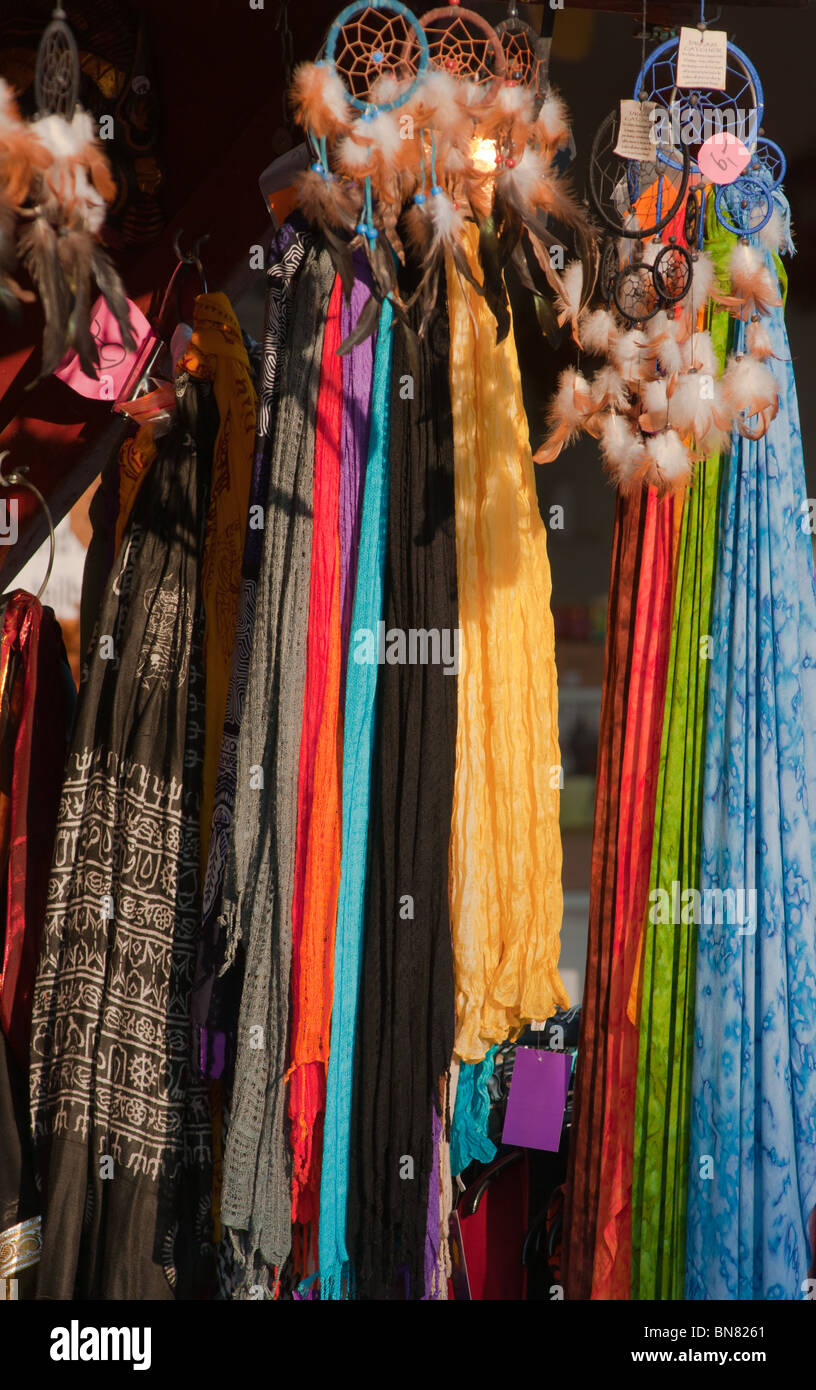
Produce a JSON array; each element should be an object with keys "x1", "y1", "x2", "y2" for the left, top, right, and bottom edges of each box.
[
  {"x1": 29, "y1": 375, "x2": 217, "y2": 1300},
  {"x1": 347, "y1": 287, "x2": 458, "y2": 1299}
]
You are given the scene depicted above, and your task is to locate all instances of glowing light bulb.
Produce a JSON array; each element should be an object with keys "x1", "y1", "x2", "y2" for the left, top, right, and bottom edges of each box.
[{"x1": 470, "y1": 137, "x2": 497, "y2": 173}]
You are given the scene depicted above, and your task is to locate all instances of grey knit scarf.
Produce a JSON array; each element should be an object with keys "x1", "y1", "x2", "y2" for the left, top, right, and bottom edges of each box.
[{"x1": 218, "y1": 245, "x2": 335, "y2": 1284}]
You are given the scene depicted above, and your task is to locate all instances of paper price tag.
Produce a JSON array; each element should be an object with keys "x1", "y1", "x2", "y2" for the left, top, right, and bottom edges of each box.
[
  {"x1": 614, "y1": 99, "x2": 658, "y2": 161},
  {"x1": 697, "y1": 131, "x2": 751, "y2": 185},
  {"x1": 676, "y1": 26, "x2": 727, "y2": 90}
]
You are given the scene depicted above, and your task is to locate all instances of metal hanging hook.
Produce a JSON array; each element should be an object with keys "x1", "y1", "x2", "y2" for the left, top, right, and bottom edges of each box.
[
  {"x1": 0, "y1": 451, "x2": 56, "y2": 603},
  {"x1": 172, "y1": 230, "x2": 210, "y2": 292}
]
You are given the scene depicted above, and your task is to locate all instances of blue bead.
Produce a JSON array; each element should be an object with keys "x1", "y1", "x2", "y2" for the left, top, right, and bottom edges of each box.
[
  {"x1": 430, "y1": 184, "x2": 443, "y2": 196},
  {"x1": 413, "y1": 192, "x2": 426, "y2": 205},
  {"x1": 356, "y1": 222, "x2": 366, "y2": 234},
  {"x1": 311, "y1": 161, "x2": 325, "y2": 175}
]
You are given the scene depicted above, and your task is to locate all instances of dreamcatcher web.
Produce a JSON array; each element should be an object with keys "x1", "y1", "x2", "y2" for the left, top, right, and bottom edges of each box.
[
  {"x1": 329, "y1": 3, "x2": 423, "y2": 105},
  {"x1": 414, "y1": 7, "x2": 505, "y2": 98},
  {"x1": 35, "y1": 6, "x2": 80, "y2": 117}
]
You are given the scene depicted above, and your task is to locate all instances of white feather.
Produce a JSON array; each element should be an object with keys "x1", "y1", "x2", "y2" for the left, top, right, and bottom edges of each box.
[
  {"x1": 746, "y1": 317, "x2": 775, "y2": 360},
  {"x1": 686, "y1": 330, "x2": 717, "y2": 377},
  {"x1": 336, "y1": 135, "x2": 371, "y2": 172},
  {"x1": 759, "y1": 206, "x2": 787, "y2": 255},
  {"x1": 580, "y1": 308, "x2": 618, "y2": 357},
  {"x1": 534, "y1": 90, "x2": 569, "y2": 147},
  {"x1": 496, "y1": 146, "x2": 546, "y2": 207},
  {"x1": 642, "y1": 378, "x2": 669, "y2": 421},
  {"x1": 555, "y1": 261, "x2": 583, "y2": 323},
  {"x1": 416, "y1": 71, "x2": 463, "y2": 131},
  {"x1": 645, "y1": 429, "x2": 692, "y2": 492},
  {"x1": 590, "y1": 366, "x2": 628, "y2": 410},
  {"x1": 600, "y1": 413, "x2": 646, "y2": 490},
  {"x1": 352, "y1": 111, "x2": 401, "y2": 161},
  {"x1": 428, "y1": 188, "x2": 464, "y2": 245},
  {"x1": 550, "y1": 368, "x2": 592, "y2": 432},
  {"x1": 667, "y1": 370, "x2": 723, "y2": 439},
  {"x1": 728, "y1": 240, "x2": 780, "y2": 309},
  {"x1": 611, "y1": 328, "x2": 648, "y2": 380},
  {"x1": 655, "y1": 327, "x2": 685, "y2": 377},
  {"x1": 690, "y1": 250, "x2": 717, "y2": 305},
  {"x1": 492, "y1": 84, "x2": 534, "y2": 122},
  {"x1": 721, "y1": 354, "x2": 777, "y2": 414}
]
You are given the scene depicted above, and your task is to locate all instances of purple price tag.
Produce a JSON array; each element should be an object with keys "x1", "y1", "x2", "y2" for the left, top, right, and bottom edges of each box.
[{"x1": 501, "y1": 1047, "x2": 572, "y2": 1151}]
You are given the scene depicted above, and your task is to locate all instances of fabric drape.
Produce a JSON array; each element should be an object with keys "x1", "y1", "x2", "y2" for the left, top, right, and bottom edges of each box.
[
  {"x1": 590, "y1": 489, "x2": 675, "y2": 1299},
  {"x1": 288, "y1": 274, "x2": 344, "y2": 1237},
  {"x1": 346, "y1": 283, "x2": 458, "y2": 1301},
  {"x1": 319, "y1": 296, "x2": 395, "y2": 1301},
  {"x1": 630, "y1": 204, "x2": 731, "y2": 1299},
  {"x1": 178, "y1": 293, "x2": 257, "y2": 878},
  {"x1": 687, "y1": 203, "x2": 816, "y2": 1299},
  {"x1": 563, "y1": 489, "x2": 650, "y2": 1299},
  {"x1": 446, "y1": 224, "x2": 567, "y2": 1064},
  {"x1": 30, "y1": 376, "x2": 217, "y2": 1299},
  {"x1": 339, "y1": 257, "x2": 375, "y2": 694},
  {"x1": 195, "y1": 218, "x2": 312, "y2": 1072},
  {"x1": 217, "y1": 247, "x2": 334, "y2": 1286}
]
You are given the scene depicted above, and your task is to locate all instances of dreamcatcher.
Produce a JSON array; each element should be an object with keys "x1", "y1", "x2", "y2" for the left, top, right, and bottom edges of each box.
[
  {"x1": 0, "y1": 6, "x2": 134, "y2": 380},
  {"x1": 290, "y1": 0, "x2": 596, "y2": 348},
  {"x1": 537, "y1": 7, "x2": 783, "y2": 489}
]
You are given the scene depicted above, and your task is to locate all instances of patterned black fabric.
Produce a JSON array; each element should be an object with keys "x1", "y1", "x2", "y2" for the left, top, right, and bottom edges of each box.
[{"x1": 30, "y1": 376, "x2": 218, "y2": 1300}]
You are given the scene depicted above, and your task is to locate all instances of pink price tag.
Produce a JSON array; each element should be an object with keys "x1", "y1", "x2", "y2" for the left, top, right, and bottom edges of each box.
[
  {"x1": 54, "y1": 296, "x2": 152, "y2": 400},
  {"x1": 697, "y1": 131, "x2": 751, "y2": 186}
]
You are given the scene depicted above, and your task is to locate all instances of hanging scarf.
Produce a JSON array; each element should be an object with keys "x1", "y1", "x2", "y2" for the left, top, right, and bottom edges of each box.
[
  {"x1": 319, "y1": 296, "x2": 395, "y2": 1301},
  {"x1": 590, "y1": 488, "x2": 675, "y2": 1298},
  {"x1": 339, "y1": 257, "x2": 375, "y2": 694},
  {"x1": 0, "y1": 593, "x2": 73, "y2": 1298},
  {"x1": 218, "y1": 247, "x2": 335, "y2": 1289},
  {"x1": 177, "y1": 293, "x2": 257, "y2": 878},
  {"x1": 563, "y1": 488, "x2": 650, "y2": 1299},
  {"x1": 288, "y1": 274, "x2": 344, "y2": 1241},
  {"x1": 445, "y1": 225, "x2": 567, "y2": 1063},
  {"x1": 29, "y1": 375, "x2": 217, "y2": 1299},
  {"x1": 630, "y1": 200, "x2": 731, "y2": 1300},
  {"x1": 687, "y1": 199, "x2": 816, "y2": 1299},
  {"x1": 0, "y1": 593, "x2": 73, "y2": 1068},
  {"x1": 195, "y1": 218, "x2": 313, "y2": 1070},
  {"x1": 346, "y1": 282, "x2": 457, "y2": 1300}
]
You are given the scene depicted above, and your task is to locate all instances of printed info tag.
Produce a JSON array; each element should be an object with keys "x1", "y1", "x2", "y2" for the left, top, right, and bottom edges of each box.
[
  {"x1": 614, "y1": 99, "x2": 657, "y2": 161},
  {"x1": 676, "y1": 26, "x2": 727, "y2": 90}
]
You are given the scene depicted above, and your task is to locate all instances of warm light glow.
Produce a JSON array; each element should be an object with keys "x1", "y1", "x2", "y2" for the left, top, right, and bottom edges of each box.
[{"x1": 470, "y1": 137, "x2": 497, "y2": 173}]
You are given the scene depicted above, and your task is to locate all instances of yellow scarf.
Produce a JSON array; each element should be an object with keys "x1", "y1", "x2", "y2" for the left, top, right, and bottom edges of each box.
[
  {"x1": 178, "y1": 292, "x2": 257, "y2": 875},
  {"x1": 446, "y1": 227, "x2": 569, "y2": 1063}
]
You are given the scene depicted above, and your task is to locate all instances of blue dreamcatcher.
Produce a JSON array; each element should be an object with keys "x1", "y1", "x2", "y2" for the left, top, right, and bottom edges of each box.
[{"x1": 632, "y1": 8, "x2": 785, "y2": 241}]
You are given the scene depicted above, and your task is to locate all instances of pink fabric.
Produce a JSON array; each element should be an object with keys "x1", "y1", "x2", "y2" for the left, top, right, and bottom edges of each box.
[{"x1": 591, "y1": 488, "x2": 676, "y2": 1299}]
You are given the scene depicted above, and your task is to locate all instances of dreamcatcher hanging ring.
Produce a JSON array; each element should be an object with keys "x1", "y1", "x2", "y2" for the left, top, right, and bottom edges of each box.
[
  {"x1": 599, "y1": 238, "x2": 620, "y2": 305},
  {"x1": 634, "y1": 36, "x2": 763, "y2": 175},
  {"x1": 495, "y1": 11, "x2": 548, "y2": 100},
  {"x1": 589, "y1": 109, "x2": 690, "y2": 239},
  {"x1": 714, "y1": 178, "x2": 773, "y2": 235},
  {"x1": 324, "y1": 0, "x2": 429, "y2": 111},
  {"x1": 684, "y1": 189, "x2": 702, "y2": 249},
  {"x1": 408, "y1": 5, "x2": 506, "y2": 106},
  {"x1": 652, "y1": 243, "x2": 693, "y2": 303},
  {"x1": 613, "y1": 263, "x2": 661, "y2": 323},
  {"x1": 748, "y1": 137, "x2": 786, "y2": 192},
  {"x1": 35, "y1": 4, "x2": 80, "y2": 117}
]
